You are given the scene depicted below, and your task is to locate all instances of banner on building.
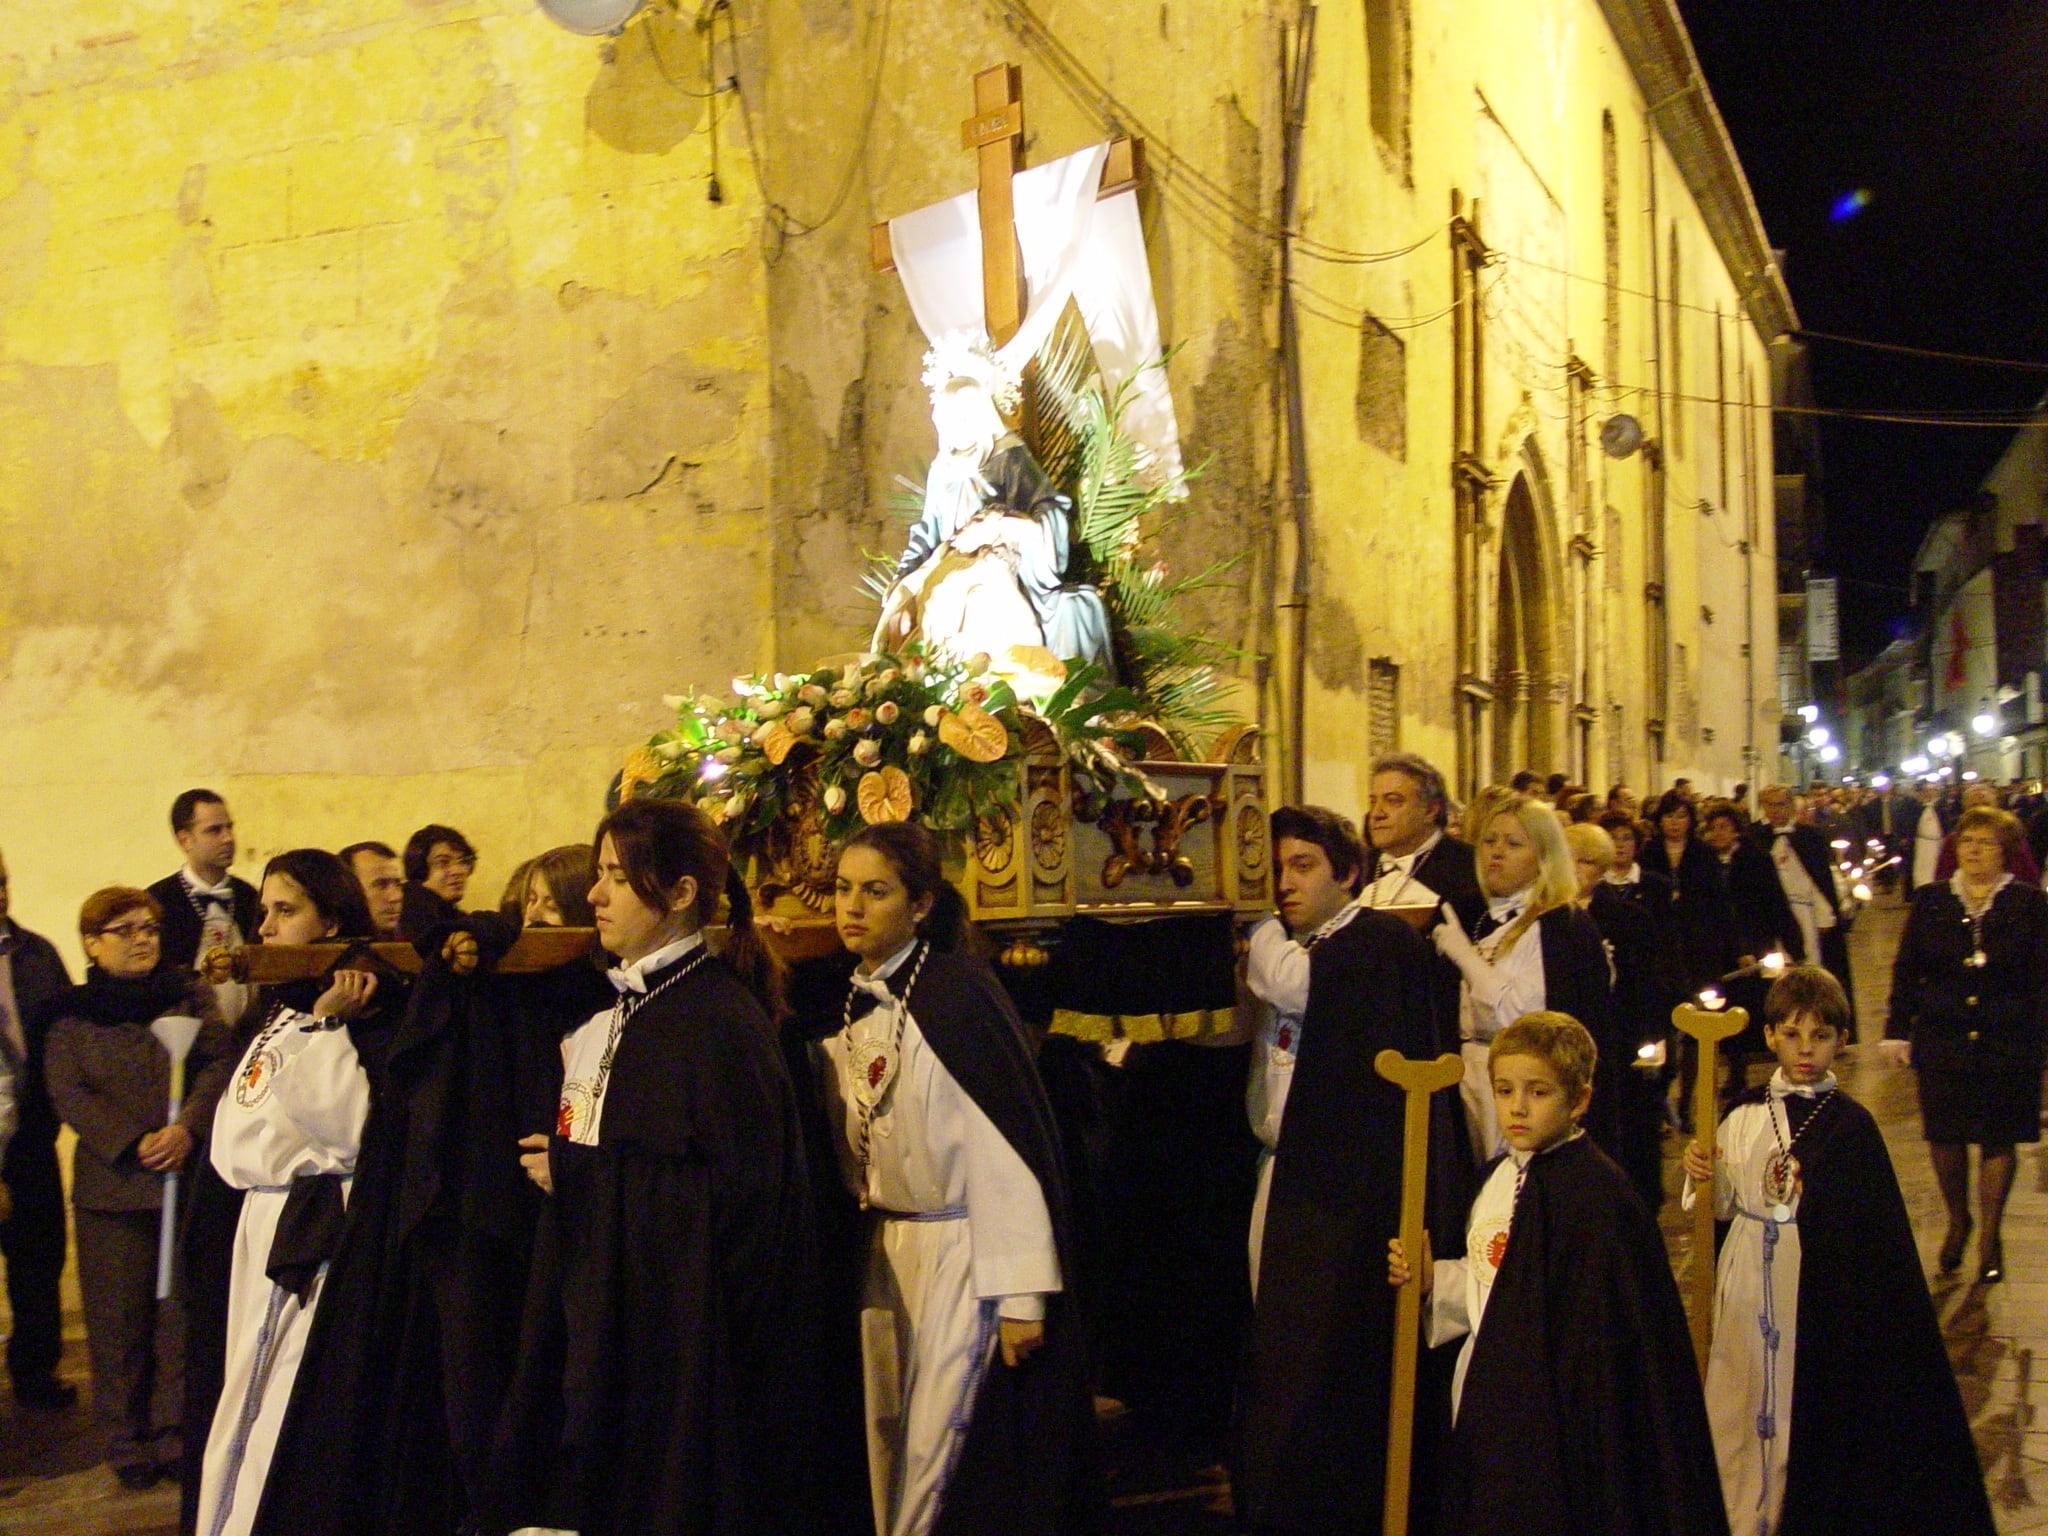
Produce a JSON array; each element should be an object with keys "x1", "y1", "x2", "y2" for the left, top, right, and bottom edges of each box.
[{"x1": 1806, "y1": 576, "x2": 1839, "y2": 663}]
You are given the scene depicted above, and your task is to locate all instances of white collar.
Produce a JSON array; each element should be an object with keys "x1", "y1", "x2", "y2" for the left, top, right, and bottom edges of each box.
[
  {"x1": 182, "y1": 868, "x2": 235, "y2": 899},
  {"x1": 1379, "y1": 829, "x2": 1442, "y2": 875},
  {"x1": 1603, "y1": 864, "x2": 1641, "y2": 886},
  {"x1": 852, "y1": 937, "x2": 921, "y2": 997},
  {"x1": 607, "y1": 932, "x2": 704, "y2": 994},
  {"x1": 1768, "y1": 1067, "x2": 1838, "y2": 1100},
  {"x1": 1485, "y1": 886, "x2": 1531, "y2": 921}
]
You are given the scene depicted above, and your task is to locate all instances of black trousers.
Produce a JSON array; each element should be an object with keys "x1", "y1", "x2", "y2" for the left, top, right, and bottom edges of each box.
[{"x1": 2, "y1": 1133, "x2": 68, "y2": 1390}]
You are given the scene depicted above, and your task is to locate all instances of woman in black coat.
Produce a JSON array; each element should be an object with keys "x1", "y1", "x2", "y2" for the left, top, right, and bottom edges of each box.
[
  {"x1": 1885, "y1": 806, "x2": 2048, "y2": 1284},
  {"x1": 1636, "y1": 792, "x2": 1740, "y2": 999}
]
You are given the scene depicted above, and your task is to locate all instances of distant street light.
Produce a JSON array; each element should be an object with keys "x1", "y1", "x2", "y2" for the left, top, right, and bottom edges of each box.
[
  {"x1": 1807, "y1": 726, "x2": 1831, "y2": 748},
  {"x1": 1799, "y1": 704, "x2": 1820, "y2": 723},
  {"x1": 1973, "y1": 712, "x2": 1998, "y2": 737},
  {"x1": 1819, "y1": 744, "x2": 1841, "y2": 764}
]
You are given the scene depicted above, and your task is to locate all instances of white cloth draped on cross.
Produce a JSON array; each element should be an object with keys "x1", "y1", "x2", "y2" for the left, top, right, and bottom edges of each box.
[{"x1": 887, "y1": 141, "x2": 1185, "y2": 488}]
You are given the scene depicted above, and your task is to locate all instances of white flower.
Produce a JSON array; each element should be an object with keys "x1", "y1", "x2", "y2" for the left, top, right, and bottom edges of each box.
[
  {"x1": 854, "y1": 738, "x2": 882, "y2": 767},
  {"x1": 788, "y1": 707, "x2": 816, "y2": 736},
  {"x1": 825, "y1": 719, "x2": 850, "y2": 741},
  {"x1": 909, "y1": 731, "x2": 930, "y2": 756},
  {"x1": 965, "y1": 652, "x2": 991, "y2": 677},
  {"x1": 876, "y1": 701, "x2": 900, "y2": 726},
  {"x1": 756, "y1": 698, "x2": 788, "y2": 720},
  {"x1": 714, "y1": 746, "x2": 743, "y2": 765},
  {"x1": 924, "y1": 704, "x2": 944, "y2": 728},
  {"x1": 823, "y1": 784, "x2": 848, "y2": 814},
  {"x1": 829, "y1": 688, "x2": 857, "y2": 709}
]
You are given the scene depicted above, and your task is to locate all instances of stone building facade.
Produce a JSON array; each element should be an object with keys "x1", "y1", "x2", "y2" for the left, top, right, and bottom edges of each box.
[{"x1": 0, "y1": 0, "x2": 1786, "y2": 950}]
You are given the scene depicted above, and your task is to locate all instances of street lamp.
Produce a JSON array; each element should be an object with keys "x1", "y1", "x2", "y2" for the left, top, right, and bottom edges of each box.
[
  {"x1": 1807, "y1": 726, "x2": 1831, "y2": 749},
  {"x1": 1973, "y1": 711, "x2": 1998, "y2": 738},
  {"x1": 1799, "y1": 704, "x2": 1820, "y2": 724},
  {"x1": 1819, "y1": 744, "x2": 1841, "y2": 765}
]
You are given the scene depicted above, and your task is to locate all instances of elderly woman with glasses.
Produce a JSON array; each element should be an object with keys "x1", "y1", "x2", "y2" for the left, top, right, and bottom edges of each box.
[{"x1": 43, "y1": 886, "x2": 233, "y2": 1490}]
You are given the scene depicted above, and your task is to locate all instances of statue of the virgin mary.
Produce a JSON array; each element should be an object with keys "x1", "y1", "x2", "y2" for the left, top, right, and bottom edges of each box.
[{"x1": 872, "y1": 340, "x2": 1115, "y2": 693}]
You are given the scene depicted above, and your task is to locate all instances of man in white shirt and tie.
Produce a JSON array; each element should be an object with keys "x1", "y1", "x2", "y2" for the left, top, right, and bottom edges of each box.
[
  {"x1": 146, "y1": 790, "x2": 258, "y2": 1023},
  {"x1": 1358, "y1": 753, "x2": 1483, "y2": 922}
]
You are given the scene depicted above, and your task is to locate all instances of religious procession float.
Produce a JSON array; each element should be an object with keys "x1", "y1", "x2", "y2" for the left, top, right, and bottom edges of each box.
[
  {"x1": 211, "y1": 68, "x2": 1270, "y2": 1033},
  {"x1": 610, "y1": 74, "x2": 1273, "y2": 1001}
]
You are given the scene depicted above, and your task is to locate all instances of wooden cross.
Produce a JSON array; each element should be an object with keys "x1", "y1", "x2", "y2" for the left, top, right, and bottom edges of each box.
[
  {"x1": 872, "y1": 64, "x2": 1145, "y2": 349},
  {"x1": 1673, "y1": 1000, "x2": 1748, "y2": 1371},
  {"x1": 1374, "y1": 1047, "x2": 1466, "y2": 1536}
]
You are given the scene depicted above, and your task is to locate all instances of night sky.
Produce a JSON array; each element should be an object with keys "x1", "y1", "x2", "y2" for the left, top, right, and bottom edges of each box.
[{"x1": 1675, "y1": 0, "x2": 2048, "y2": 667}]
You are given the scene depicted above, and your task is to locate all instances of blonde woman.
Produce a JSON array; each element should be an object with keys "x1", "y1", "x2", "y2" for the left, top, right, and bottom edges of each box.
[{"x1": 1434, "y1": 794, "x2": 1616, "y2": 1163}]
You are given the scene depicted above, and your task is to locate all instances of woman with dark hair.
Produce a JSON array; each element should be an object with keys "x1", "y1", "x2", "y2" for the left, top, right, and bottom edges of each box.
[
  {"x1": 1884, "y1": 806, "x2": 2048, "y2": 1283},
  {"x1": 822, "y1": 821, "x2": 1095, "y2": 1536},
  {"x1": 1637, "y1": 790, "x2": 1740, "y2": 998},
  {"x1": 496, "y1": 797, "x2": 817, "y2": 1536},
  {"x1": 195, "y1": 850, "x2": 388, "y2": 1536},
  {"x1": 43, "y1": 887, "x2": 234, "y2": 1490}
]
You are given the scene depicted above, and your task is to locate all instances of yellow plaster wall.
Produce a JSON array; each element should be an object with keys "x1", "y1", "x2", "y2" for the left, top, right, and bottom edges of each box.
[{"x1": 0, "y1": 1, "x2": 773, "y2": 962}]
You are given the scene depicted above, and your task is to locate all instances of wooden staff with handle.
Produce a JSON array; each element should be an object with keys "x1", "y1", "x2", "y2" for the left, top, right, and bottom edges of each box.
[
  {"x1": 1672, "y1": 1001, "x2": 1748, "y2": 1372},
  {"x1": 1374, "y1": 1047, "x2": 1466, "y2": 1536}
]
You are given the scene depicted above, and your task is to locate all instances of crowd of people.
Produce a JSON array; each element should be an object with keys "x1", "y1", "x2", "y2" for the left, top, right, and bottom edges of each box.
[{"x1": 0, "y1": 758, "x2": 2031, "y2": 1536}]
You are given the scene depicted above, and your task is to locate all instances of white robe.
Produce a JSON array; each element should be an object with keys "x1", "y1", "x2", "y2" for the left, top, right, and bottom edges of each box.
[
  {"x1": 820, "y1": 944, "x2": 1061, "y2": 1536},
  {"x1": 195, "y1": 1009, "x2": 370, "y2": 1536},
  {"x1": 1683, "y1": 1071, "x2": 1828, "y2": 1536},
  {"x1": 1425, "y1": 1147, "x2": 1530, "y2": 1422},
  {"x1": 1456, "y1": 895, "x2": 1547, "y2": 1164}
]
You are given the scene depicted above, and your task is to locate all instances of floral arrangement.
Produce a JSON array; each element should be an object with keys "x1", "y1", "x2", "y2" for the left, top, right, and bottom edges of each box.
[{"x1": 620, "y1": 645, "x2": 1027, "y2": 844}]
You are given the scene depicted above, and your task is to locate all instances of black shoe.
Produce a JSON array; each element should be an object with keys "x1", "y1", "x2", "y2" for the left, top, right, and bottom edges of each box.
[
  {"x1": 113, "y1": 1463, "x2": 161, "y2": 1492},
  {"x1": 1981, "y1": 1239, "x2": 2006, "y2": 1285},
  {"x1": 1939, "y1": 1217, "x2": 1974, "y2": 1275},
  {"x1": 11, "y1": 1377, "x2": 77, "y2": 1410}
]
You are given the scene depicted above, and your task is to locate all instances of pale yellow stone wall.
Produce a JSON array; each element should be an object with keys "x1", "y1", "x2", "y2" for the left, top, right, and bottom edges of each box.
[
  {"x1": 0, "y1": 0, "x2": 1781, "y2": 959},
  {"x1": 1, "y1": 2, "x2": 774, "y2": 960}
]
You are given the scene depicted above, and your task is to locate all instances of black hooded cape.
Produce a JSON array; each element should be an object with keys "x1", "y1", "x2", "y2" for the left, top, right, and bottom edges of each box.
[
  {"x1": 1721, "y1": 1085, "x2": 1992, "y2": 1536},
  {"x1": 1234, "y1": 906, "x2": 1446, "y2": 1535},
  {"x1": 490, "y1": 949, "x2": 823, "y2": 1536},
  {"x1": 250, "y1": 915, "x2": 587, "y2": 1535},
  {"x1": 871, "y1": 941, "x2": 1104, "y2": 1536},
  {"x1": 1445, "y1": 1133, "x2": 1727, "y2": 1536}
]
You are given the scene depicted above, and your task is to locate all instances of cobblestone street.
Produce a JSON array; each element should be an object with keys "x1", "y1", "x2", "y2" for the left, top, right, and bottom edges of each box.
[{"x1": 2, "y1": 893, "x2": 2042, "y2": 1534}]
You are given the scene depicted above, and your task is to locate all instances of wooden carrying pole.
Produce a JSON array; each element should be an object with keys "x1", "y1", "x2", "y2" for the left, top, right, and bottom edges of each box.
[
  {"x1": 200, "y1": 920, "x2": 853, "y2": 986},
  {"x1": 1373, "y1": 1048, "x2": 1466, "y2": 1536},
  {"x1": 1672, "y1": 1001, "x2": 1747, "y2": 1372}
]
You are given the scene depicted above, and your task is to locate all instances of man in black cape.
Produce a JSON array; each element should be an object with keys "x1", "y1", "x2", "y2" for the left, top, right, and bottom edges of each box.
[
  {"x1": 1723, "y1": 1077, "x2": 1992, "y2": 1536},
  {"x1": 1445, "y1": 1132, "x2": 1727, "y2": 1536},
  {"x1": 1234, "y1": 855, "x2": 1445, "y2": 1536}
]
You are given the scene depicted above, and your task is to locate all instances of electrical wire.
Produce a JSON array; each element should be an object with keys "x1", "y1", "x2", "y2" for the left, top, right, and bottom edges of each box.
[
  {"x1": 717, "y1": 0, "x2": 893, "y2": 253},
  {"x1": 989, "y1": 0, "x2": 1448, "y2": 268}
]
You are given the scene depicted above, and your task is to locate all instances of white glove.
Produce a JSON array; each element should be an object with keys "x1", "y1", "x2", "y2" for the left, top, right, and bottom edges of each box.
[{"x1": 1433, "y1": 903, "x2": 1505, "y2": 1010}]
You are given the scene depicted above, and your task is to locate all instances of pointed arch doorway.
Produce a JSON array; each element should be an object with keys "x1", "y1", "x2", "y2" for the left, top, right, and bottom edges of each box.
[{"x1": 1491, "y1": 471, "x2": 1566, "y2": 784}]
